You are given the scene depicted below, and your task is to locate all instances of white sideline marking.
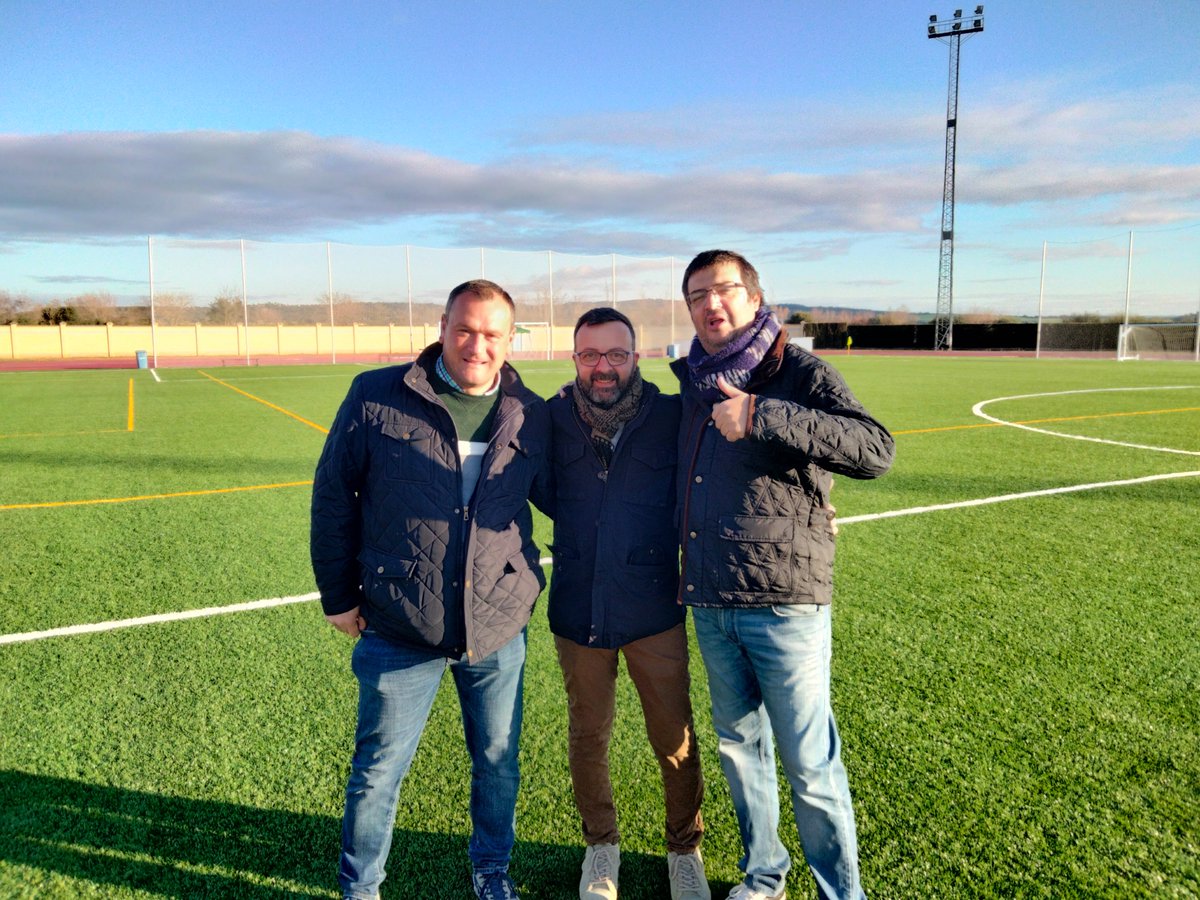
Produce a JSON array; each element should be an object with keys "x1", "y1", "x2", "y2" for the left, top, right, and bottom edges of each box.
[
  {"x1": 149, "y1": 368, "x2": 162, "y2": 383},
  {"x1": 6, "y1": 469, "x2": 1199, "y2": 646},
  {"x1": 973, "y1": 386, "x2": 1200, "y2": 456},
  {"x1": 0, "y1": 592, "x2": 319, "y2": 646}
]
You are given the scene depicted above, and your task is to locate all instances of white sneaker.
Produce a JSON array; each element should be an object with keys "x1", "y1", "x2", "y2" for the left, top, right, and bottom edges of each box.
[
  {"x1": 726, "y1": 884, "x2": 785, "y2": 900},
  {"x1": 580, "y1": 842, "x2": 620, "y2": 900},
  {"x1": 668, "y1": 849, "x2": 711, "y2": 900}
]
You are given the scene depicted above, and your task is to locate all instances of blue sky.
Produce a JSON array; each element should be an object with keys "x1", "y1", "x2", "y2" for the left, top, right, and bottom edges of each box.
[{"x1": 3, "y1": 0, "x2": 1199, "y2": 316}]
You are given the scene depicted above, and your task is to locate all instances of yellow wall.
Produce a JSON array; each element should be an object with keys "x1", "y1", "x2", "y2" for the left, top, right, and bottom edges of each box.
[{"x1": 2, "y1": 322, "x2": 608, "y2": 361}]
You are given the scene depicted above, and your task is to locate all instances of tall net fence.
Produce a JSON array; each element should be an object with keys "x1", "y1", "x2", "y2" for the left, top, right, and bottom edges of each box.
[
  {"x1": 1037, "y1": 226, "x2": 1200, "y2": 357},
  {"x1": 146, "y1": 239, "x2": 688, "y2": 362}
]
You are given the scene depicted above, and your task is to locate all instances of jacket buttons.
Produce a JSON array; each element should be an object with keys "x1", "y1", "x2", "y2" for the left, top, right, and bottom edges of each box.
[
  {"x1": 689, "y1": 531, "x2": 697, "y2": 539},
  {"x1": 377, "y1": 566, "x2": 385, "y2": 574},
  {"x1": 597, "y1": 471, "x2": 607, "y2": 481},
  {"x1": 686, "y1": 584, "x2": 695, "y2": 592},
  {"x1": 694, "y1": 475, "x2": 703, "y2": 483}
]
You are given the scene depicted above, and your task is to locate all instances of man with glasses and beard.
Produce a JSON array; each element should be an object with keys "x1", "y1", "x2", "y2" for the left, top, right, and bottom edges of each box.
[
  {"x1": 539, "y1": 307, "x2": 709, "y2": 900},
  {"x1": 674, "y1": 250, "x2": 894, "y2": 900}
]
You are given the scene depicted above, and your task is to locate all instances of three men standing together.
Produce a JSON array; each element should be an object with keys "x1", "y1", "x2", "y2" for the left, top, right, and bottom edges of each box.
[{"x1": 311, "y1": 252, "x2": 894, "y2": 900}]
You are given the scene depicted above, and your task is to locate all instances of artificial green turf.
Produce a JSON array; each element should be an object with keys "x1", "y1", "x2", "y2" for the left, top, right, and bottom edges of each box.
[{"x1": 1, "y1": 357, "x2": 1198, "y2": 898}]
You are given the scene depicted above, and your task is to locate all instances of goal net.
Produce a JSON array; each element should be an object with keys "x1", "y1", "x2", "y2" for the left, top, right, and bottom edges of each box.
[{"x1": 1117, "y1": 323, "x2": 1200, "y2": 361}]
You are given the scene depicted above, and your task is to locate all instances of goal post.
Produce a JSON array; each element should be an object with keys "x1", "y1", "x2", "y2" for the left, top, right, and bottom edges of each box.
[
  {"x1": 513, "y1": 322, "x2": 552, "y2": 360},
  {"x1": 1117, "y1": 323, "x2": 1200, "y2": 361}
]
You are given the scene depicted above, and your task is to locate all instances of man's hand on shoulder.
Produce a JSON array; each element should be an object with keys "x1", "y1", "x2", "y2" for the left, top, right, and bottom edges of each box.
[
  {"x1": 712, "y1": 375, "x2": 753, "y2": 441},
  {"x1": 326, "y1": 606, "x2": 366, "y2": 638}
]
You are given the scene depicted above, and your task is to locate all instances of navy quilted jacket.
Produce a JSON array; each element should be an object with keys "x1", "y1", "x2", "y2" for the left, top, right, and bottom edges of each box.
[
  {"x1": 544, "y1": 383, "x2": 684, "y2": 649},
  {"x1": 672, "y1": 334, "x2": 894, "y2": 608},
  {"x1": 310, "y1": 345, "x2": 549, "y2": 661}
]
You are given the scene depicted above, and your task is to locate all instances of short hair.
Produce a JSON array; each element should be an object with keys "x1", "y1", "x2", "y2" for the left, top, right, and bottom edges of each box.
[
  {"x1": 445, "y1": 279, "x2": 516, "y2": 317},
  {"x1": 681, "y1": 249, "x2": 763, "y2": 303},
  {"x1": 573, "y1": 306, "x2": 636, "y2": 350}
]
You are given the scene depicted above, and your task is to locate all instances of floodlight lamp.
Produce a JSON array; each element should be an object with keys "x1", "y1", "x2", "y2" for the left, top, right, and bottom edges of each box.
[
  {"x1": 929, "y1": 13, "x2": 937, "y2": 21},
  {"x1": 928, "y1": 24, "x2": 936, "y2": 34},
  {"x1": 973, "y1": 18, "x2": 982, "y2": 27},
  {"x1": 954, "y1": 8, "x2": 962, "y2": 16},
  {"x1": 952, "y1": 21, "x2": 961, "y2": 29},
  {"x1": 974, "y1": 5, "x2": 983, "y2": 13}
]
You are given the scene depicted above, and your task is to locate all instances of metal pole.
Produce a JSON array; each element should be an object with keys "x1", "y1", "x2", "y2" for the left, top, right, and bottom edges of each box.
[
  {"x1": 406, "y1": 244, "x2": 415, "y2": 355},
  {"x1": 1035, "y1": 240, "x2": 1046, "y2": 359},
  {"x1": 480, "y1": 246, "x2": 486, "y2": 278},
  {"x1": 1122, "y1": 230, "x2": 1134, "y2": 331},
  {"x1": 1193, "y1": 286, "x2": 1199, "y2": 362},
  {"x1": 327, "y1": 242, "x2": 337, "y2": 364},
  {"x1": 611, "y1": 254, "x2": 617, "y2": 305},
  {"x1": 240, "y1": 239, "x2": 250, "y2": 366},
  {"x1": 670, "y1": 256, "x2": 676, "y2": 348},
  {"x1": 147, "y1": 236, "x2": 158, "y2": 368},
  {"x1": 547, "y1": 250, "x2": 555, "y2": 360}
]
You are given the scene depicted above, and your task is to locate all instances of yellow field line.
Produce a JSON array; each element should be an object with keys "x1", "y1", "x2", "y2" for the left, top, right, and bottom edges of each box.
[
  {"x1": 198, "y1": 370, "x2": 329, "y2": 434},
  {"x1": 896, "y1": 405, "x2": 1200, "y2": 436},
  {"x1": 0, "y1": 480, "x2": 313, "y2": 512},
  {"x1": 127, "y1": 378, "x2": 135, "y2": 431}
]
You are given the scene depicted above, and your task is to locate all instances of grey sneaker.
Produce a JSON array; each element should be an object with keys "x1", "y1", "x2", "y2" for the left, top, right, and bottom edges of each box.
[
  {"x1": 668, "y1": 849, "x2": 711, "y2": 900},
  {"x1": 726, "y1": 884, "x2": 785, "y2": 900},
  {"x1": 473, "y1": 869, "x2": 520, "y2": 900},
  {"x1": 580, "y1": 842, "x2": 620, "y2": 899}
]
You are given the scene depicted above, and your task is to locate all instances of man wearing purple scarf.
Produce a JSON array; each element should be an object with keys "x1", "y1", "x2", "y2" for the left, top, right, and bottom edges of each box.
[{"x1": 671, "y1": 250, "x2": 895, "y2": 900}]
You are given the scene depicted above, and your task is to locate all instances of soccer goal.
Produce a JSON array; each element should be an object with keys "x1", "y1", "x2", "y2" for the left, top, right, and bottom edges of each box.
[
  {"x1": 513, "y1": 322, "x2": 553, "y2": 360},
  {"x1": 1117, "y1": 323, "x2": 1200, "y2": 361}
]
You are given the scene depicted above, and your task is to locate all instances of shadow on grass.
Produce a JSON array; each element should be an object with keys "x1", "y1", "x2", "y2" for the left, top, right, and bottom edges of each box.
[{"x1": 0, "y1": 771, "x2": 723, "y2": 899}]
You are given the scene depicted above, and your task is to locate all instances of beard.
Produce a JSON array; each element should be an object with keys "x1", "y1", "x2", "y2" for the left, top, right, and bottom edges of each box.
[{"x1": 577, "y1": 372, "x2": 628, "y2": 409}]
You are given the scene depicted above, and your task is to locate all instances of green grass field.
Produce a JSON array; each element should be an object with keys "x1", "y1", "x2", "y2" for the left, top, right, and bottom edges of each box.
[{"x1": 1, "y1": 356, "x2": 1198, "y2": 899}]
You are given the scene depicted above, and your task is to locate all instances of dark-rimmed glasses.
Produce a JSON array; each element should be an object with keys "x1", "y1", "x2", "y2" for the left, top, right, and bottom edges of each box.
[{"x1": 573, "y1": 349, "x2": 632, "y2": 367}]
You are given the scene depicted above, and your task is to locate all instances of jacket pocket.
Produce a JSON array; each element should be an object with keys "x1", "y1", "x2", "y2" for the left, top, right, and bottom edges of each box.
[
  {"x1": 380, "y1": 419, "x2": 435, "y2": 484},
  {"x1": 716, "y1": 514, "x2": 796, "y2": 595},
  {"x1": 358, "y1": 546, "x2": 419, "y2": 610},
  {"x1": 622, "y1": 445, "x2": 675, "y2": 508}
]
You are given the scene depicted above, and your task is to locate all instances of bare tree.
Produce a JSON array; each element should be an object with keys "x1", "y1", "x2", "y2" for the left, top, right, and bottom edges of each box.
[
  {"x1": 0, "y1": 290, "x2": 33, "y2": 324},
  {"x1": 875, "y1": 306, "x2": 916, "y2": 326},
  {"x1": 207, "y1": 287, "x2": 244, "y2": 325},
  {"x1": 154, "y1": 291, "x2": 195, "y2": 326},
  {"x1": 72, "y1": 291, "x2": 118, "y2": 325}
]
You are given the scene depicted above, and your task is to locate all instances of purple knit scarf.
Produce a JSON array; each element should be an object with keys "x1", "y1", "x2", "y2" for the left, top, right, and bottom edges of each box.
[{"x1": 687, "y1": 307, "x2": 781, "y2": 403}]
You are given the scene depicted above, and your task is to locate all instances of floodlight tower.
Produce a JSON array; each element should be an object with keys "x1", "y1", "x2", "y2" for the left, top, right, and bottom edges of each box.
[{"x1": 927, "y1": 6, "x2": 984, "y2": 351}]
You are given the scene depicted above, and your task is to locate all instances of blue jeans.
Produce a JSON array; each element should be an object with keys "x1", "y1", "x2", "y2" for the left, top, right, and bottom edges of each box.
[
  {"x1": 338, "y1": 629, "x2": 526, "y2": 899},
  {"x1": 692, "y1": 605, "x2": 865, "y2": 900}
]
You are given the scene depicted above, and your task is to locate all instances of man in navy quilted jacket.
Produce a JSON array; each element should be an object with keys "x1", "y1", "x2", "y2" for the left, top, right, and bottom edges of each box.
[
  {"x1": 673, "y1": 250, "x2": 894, "y2": 900},
  {"x1": 542, "y1": 307, "x2": 708, "y2": 900},
  {"x1": 311, "y1": 279, "x2": 549, "y2": 900}
]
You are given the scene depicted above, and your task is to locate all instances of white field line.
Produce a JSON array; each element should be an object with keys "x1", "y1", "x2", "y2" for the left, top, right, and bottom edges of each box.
[
  {"x1": 837, "y1": 469, "x2": 1200, "y2": 525},
  {"x1": 973, "y1": 385, "x2": 1200, "y2": 456},
  {"x1": 150, "y1": 368, "x2": 162, "y2": 383},
  {"x1": 0, "y1": 592, "x2": 319, "y2": 646},
  {"x1": 6, "y1": 469, "x2": 1200, "y2": 646}
]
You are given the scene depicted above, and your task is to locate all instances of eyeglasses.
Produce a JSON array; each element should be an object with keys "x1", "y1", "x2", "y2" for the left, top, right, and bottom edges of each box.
[
  {"x1": 573, "y1": 349, "x2": 632, "y2": 367},
  {"x1": 686, "y1": 282, "x2": 745, "y2": 307}
]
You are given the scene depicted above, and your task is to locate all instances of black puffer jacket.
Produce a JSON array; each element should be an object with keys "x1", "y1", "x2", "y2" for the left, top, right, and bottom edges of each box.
[
  {"x1": 311, "y1": 345, "x2": 549, "y2": 661},
  {"x1": 673, "y1": 334, "x2": 894, "y2": 608},
  {"x1": 544, "y1": 383, "x2": 683, "y2": 649}
]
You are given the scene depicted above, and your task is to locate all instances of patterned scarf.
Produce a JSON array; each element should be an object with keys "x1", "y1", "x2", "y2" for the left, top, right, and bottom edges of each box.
[
  {"x1": 687, "y1": 307, "x2": 782, "y2": 403},
  {"x1": 572, "y1": 368, "x2": 644, "y2": 469}
]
